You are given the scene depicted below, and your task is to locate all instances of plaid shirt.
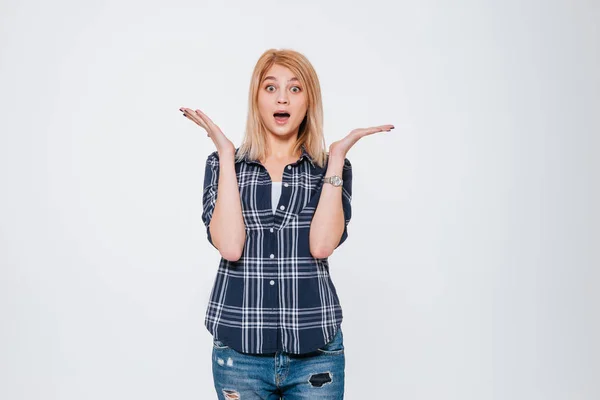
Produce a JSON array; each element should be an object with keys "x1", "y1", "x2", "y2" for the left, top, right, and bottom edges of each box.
[{"x1": 201, "y1": 145, "x2": 352, "y2": 354}]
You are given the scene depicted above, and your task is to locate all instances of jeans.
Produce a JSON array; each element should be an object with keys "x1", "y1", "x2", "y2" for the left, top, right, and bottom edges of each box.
[{"x1": 212, "y1": 327, "x2": 345, "y2": 399}]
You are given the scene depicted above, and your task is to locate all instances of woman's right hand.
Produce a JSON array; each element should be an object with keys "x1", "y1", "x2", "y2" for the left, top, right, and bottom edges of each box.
[{"x1": 179, "y1": 107, "x2": 235, "y2": 155}]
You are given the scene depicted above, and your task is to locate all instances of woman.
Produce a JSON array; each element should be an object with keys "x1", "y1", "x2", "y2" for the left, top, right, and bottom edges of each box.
[{"x1": 179, "y1": 48, "x2": 393, "y2": 400}]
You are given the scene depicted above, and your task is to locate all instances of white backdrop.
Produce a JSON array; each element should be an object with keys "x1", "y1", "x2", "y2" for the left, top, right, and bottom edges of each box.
[{"x1": 1, "y1": 0, "x2": 598, "y2": 399}]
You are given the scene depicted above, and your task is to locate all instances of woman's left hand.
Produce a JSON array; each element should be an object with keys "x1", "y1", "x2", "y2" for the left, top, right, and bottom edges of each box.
[{"x1": 329, "y1": 124, "x2": 395, "y2": 158}]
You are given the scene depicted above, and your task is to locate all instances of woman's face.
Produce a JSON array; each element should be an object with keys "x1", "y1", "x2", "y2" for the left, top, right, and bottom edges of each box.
[{"x1": 257, "y1": 64, "x2": 308, "y2": 140}]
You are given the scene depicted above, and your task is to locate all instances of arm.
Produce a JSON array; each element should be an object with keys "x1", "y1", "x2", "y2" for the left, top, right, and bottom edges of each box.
[
  {"x1": 309, "y1": 153, "x2": 352, "y2": 258},
  {"x1": 308, "y1": 123, "x2": 394, "y2": 258},
  {"x1": 202, "y1": 150, "x2": 246, "y2": 261}
]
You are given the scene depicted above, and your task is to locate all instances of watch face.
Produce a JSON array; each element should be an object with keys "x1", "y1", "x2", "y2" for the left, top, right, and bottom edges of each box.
[{"x1": 332, "y1": 176, "x2": 342, "y2": 186}]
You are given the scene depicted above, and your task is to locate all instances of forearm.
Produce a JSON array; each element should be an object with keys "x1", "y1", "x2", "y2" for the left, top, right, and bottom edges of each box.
[
  {"x1": 209, "y1": 151, "x2": 246, "y2": 261},
  {"x1": 309, "y1": 152, "x2": 346, "y2": 258}
]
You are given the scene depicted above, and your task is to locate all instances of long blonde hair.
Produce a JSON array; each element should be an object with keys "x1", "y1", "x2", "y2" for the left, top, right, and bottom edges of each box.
[{"x1": 236, "y1": 48, "x2": 328, "y2": 168}]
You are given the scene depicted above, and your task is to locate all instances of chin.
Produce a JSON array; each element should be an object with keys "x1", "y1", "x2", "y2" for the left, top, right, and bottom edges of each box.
[{"x1": 268, "y1": 123, "x2": 300, "y2": 136}]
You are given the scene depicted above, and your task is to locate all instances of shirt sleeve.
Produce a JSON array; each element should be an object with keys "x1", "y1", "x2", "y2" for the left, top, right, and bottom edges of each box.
[
  {"x1": 335, "y1": 157, "x2": 352, "y2": 248},
  {"x1": 202, "y1": 151, "x2": 220, "y2": 249}
]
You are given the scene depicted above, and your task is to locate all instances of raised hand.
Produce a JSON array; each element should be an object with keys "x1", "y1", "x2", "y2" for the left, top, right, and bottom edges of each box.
[
  {"x1": 329, "y1": 124, "x2": 395, "y2": 158},
  {"x1": 179, "y1": 107, "x2": 235, "y2": 155}
]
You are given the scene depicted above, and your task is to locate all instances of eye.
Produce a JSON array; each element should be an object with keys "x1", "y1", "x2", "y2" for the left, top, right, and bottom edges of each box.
[
  {"x1": 290, "y1": 86, "x2": 302, "y2": 93},
  {"x1": 265, "y1": 85, "x2": 276, "y2": 92}
]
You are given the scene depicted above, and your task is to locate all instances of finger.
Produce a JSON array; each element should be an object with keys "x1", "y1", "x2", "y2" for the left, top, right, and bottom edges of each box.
[
  {"x1": 184, "y1": 112, "x2": 210, "y2": 133},
  {"x1": 183, "y1": 108, "x2": 210, "y2": 129},
  {"x1": 194, "y1": 109, "x2": 218, "y2": 130},
  {"x1": 371, "y1": 125, "x2": 393, "y2": 130},
  {"x1": 181, "y1": 108, "x2": 209, "y2": 131},
  {"x1": 194, "y1": 109, "x2": 223, "y2": 139},
  {"x1": 355, "y1": 127, "x2": 382, "y2": 136},
  {"x1": 184, "y1": 111, "x2": 207, "y2": 129},
  {"x1": 367, "y1": 125, "x2": 395, "y2": 133}
]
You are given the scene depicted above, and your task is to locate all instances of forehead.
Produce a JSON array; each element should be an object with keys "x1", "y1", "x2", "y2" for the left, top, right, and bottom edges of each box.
[{"x1": 263, "y1": 64, "x2": 298, "y2": 82}]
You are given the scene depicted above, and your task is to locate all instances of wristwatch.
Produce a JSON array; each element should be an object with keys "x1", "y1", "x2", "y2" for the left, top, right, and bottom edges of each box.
[{"x1": 323, "y1": 175, "x2": 343, "y2": 187}]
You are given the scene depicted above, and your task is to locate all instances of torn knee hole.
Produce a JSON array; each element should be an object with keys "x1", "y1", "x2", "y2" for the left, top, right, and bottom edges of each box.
[
  {"x1": 309, "y1": 371, "x2": 333, "y2": 387},
  {"x1": 222, "y1": 389, "x2": 240, "y2": 399}
]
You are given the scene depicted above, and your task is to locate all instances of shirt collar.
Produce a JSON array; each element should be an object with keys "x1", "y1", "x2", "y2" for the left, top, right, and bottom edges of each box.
[{"x1": 236, "y1": 145, "x2": 315, "y2": 168}]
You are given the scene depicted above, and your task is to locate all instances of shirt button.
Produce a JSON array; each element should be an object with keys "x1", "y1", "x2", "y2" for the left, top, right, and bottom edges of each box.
[
  {"x1": 280, "y1": 205, "x2": 285, "y2": 210},
  {"x1": 269, "y1": 280, "x2": 275, "y2": 285},
  {"x1": 270, "y1": 228, "x2": 274, "y2": 233},
  {"x1": 284, "y1": 183, "x2": 289, "y2": 187},
  {"x1": 270, "y1": 254, "x2": 275, "y2": 258},
  {"x1": 287, "y1": 165, "x2": 292, "y2": 170}
]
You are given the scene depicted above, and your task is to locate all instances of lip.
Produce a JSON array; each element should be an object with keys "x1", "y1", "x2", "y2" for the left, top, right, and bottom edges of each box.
[
  {"x1": 273, "y1": 109, "x2": 290, "y2": 125},
  {"x1": 274, "y1": 115, "x2": 290, "y2": 125}
]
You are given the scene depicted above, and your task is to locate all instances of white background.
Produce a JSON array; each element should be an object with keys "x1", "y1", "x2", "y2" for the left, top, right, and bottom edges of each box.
[{"x1": 1, "y1": 0, "x2": 598, "y2": 399}]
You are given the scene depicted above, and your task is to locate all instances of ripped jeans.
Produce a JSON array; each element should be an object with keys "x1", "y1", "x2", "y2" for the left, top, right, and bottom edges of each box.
[{"x1": 212, "y1": 328, "x2": 345, "y2": 399}]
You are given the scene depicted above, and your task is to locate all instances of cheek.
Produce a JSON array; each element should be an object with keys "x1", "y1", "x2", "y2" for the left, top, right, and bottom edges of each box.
[
  {"x1": 296, "y1": 105, "x2": 308, "y2": 120},
  {"x1": 257, "y1": 97, "x2": 271, "y2": 118},
  {"x1": 297, "y1": 98, "x2": 307, "y2": 117},
  {"x1": 296, "y1": 111, "x2": 307, "y2": 123}
]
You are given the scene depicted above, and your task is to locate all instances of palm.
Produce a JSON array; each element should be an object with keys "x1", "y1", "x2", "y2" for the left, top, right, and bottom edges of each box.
[
  {"x1": 179, "y1": 107, "x2": 235, "y2": 154},
  {"x1": 329, "y1": 124, "x2": 394, "y2": 158}
]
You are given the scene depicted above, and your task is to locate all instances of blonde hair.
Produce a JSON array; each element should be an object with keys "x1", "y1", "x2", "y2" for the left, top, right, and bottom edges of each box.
[{"x1": 236, "y1": 48, "x2": 328, "y2": 168}]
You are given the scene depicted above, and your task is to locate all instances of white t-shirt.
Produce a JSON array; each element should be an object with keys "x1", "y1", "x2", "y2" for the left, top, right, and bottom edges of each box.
[{"x1": 271, "y1": 181, "x2": 282, "y2": 214}]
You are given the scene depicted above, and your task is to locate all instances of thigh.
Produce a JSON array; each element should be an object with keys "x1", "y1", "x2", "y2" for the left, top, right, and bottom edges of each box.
[
  {"x1": 282, "y1": 328, "x2": 346, "y2": 400},
  {"x1": 212, "y1": 339, "x2": 280, "y2": 400}
]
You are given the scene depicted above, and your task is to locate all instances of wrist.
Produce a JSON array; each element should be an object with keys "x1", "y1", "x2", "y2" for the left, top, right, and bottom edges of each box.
[
  {"x1": 323, "y1": 175, "x2": 343, "y2": 187},
  {"x1": 328, "y1": 144, "x2": 346, "y2": 160},
  {"x1": 217, "y1": 147, "x2": 236, "y2": 159},
  {"x1": 327, "y1": 152, "x2": 345, "y2": 166}
]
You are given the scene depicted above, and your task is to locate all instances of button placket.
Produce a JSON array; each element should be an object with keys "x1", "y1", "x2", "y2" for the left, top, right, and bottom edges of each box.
[{"x1": 279, "y1": 175, "x2": 288, "y2": 210}]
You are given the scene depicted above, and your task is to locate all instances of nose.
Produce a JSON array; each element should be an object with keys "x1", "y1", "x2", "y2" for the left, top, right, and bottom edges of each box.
[{"x1": 277, "y1": 91, "x2": 289, "y2": 104}]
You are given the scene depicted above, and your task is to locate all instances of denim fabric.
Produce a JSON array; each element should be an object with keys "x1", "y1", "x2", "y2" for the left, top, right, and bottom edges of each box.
[{"x1": 212, "y1": 326, "x2": 345, "y2": 399}]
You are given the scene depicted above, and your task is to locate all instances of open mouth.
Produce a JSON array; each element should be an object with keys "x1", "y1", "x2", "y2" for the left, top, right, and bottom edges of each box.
[{"x1": 273, "y1": 112, "x2": 290, "y2": 124}]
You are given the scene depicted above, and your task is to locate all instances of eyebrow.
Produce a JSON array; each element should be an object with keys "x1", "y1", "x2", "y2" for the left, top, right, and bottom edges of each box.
[{"x1": 262, "y1": 76, "x2": 300, "y2": 83}]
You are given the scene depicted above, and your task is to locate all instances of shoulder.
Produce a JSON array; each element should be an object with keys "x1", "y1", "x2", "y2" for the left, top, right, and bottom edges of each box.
[
  {"x1": 208, "y1": 150, "x2": 219, "y2": 159},
  {"x1": 206, "y1": 150, "x2": 220, "y2": 165}
]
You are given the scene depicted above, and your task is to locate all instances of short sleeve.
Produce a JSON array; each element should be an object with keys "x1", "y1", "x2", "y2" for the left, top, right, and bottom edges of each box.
[
  {"x1": 202, "y1": 151, "x2": 220, "y2": 249},
  {"x1": 335, "y1": 157, "x2": 352, "y2": 248}
]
